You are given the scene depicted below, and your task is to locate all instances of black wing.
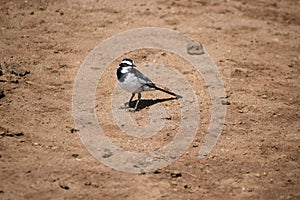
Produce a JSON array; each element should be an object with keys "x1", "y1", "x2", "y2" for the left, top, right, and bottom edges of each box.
[{"x1": 130, "y1": 67, "x2": 155, "y2": 86}]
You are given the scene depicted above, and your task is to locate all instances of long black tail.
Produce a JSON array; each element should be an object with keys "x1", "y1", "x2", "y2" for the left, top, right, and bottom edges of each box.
[{"x1": 153, "y1": 86, "x2": 182, "y2": 99}]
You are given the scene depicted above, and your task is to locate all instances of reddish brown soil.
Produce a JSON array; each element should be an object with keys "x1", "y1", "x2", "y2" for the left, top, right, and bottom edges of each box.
[{"x1": 0, "y1": 0, "x2": 299, "y2": 199}]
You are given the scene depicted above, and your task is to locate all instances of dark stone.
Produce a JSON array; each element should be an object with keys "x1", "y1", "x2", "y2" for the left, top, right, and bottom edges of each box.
[{"x1": 187, "y1": 42, "x2": 204, "y2": 55}]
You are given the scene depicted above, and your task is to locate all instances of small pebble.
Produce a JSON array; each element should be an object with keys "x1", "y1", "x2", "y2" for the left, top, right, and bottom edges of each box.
[
  {"x1": 59, "y1": 183, "x2": 70, "y2": 190},
  {"x1": 170, "y1": 171, "x2": 182, "y2": 178},
  {"x1": 71, "y1": 153, "x2": 79, "y2": 158},
  {"x1": 221, "y1": 99, "x2": 231, "y2": 105},
  {"x1": 70, "y1": 128, "x2": 79, "y2": 133},
  {"x1": 254, "y1": 173, "x2": 261, "y2": 178},
  {"x1": 187, "y1": 42, "x2": 204, "y2": 55}
]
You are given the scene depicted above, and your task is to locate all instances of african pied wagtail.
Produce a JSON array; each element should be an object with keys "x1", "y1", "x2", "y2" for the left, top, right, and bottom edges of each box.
[{"x1": 116, "y1": 58, "x2": 182, "y2": 111}]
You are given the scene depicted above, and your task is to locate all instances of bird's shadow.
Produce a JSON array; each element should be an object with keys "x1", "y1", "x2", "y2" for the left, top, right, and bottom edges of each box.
[{"x1": 123, "y1": 97, "x2": 179, "y2": 111}]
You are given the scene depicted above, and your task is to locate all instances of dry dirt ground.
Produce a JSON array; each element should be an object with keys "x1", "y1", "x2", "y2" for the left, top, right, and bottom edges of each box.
[{"x1": 1, "y1": 0, "x2": 300, "y2": 199}]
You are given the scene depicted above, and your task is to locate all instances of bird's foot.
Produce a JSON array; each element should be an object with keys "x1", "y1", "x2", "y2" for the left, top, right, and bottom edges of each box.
[{"x1": 119, "y1": 102, "x2": 135, "y2": 110}]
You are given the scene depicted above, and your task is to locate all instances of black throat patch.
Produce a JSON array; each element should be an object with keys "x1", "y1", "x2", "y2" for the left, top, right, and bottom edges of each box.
[{"x1": 116, "y1": 67, "x2": 127, "y2": 82}]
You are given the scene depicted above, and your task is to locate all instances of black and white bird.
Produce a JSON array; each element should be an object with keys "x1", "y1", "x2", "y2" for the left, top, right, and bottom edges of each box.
[{"x1": 116, "y1": 58, "x2": 182, "y2": 111}]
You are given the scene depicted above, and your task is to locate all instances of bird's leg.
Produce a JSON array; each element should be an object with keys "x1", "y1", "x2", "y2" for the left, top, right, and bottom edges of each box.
[
  {"x1": 129, "y1": 93, "x2": 135, "y2": 106},
  {"x1": 134, "y1": 92, "x2": 141, "y2": 111},
  {"x1": 125, "y1": 93, "x2": 135, "y2": 108}
]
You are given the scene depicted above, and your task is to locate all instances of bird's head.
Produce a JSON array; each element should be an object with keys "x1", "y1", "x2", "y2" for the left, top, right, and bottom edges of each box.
[{"x1": 119, "y1": 58, "x2": 134, "y2": 68}]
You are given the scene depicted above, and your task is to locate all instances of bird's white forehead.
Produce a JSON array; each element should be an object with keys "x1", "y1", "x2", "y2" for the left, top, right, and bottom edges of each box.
[
  {"x1": 120, "y1": 60, "x2": 134, "y2": 66},
  {"x1": 121, "y1": 66, "x2": 131, "y2": 73}
]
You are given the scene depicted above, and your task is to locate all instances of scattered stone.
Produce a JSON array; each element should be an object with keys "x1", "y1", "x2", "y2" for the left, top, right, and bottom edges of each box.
[
  {"x1": 0, "y1": 126, "x2": 24, "y2": 137},
  {"x1": 184, "y1": 184, "x2": 191, "y2": 189},
  {"x1": 192, "y1": 143, "x2": 199, "y2": 147},
  {"x1": 102, "y1": 148, "x2": 113, "y2": 158},
  {"x1": 254, "y1": 173, "x2": 261, "y2": 178},
  {"x1": 187, "y1": 42, "x2": 204, "y2": 55},
  {"x1": 170, "y1": 180, "x2": 178, "y2": 186},
  {"x1": 242, "y1": 187, "x2": 253, "y2": 192},
  {"x1": 290, "y1": 156, "x2": 296, "y2": 161},
  {"x1": 71, "y1": 153, "x2": 79, "y2": 158},
  {"x1": 6, "y1": 76, "x2": 19, "y2": 84},
  {"x1": 160, "y1": 52, "x2": 166, "y2": 56},
  {"x1": 170, "y1": 171, "x2": 182, "y2": 178},
  {"x1": 221, "y1": 99, "x2": 231, "y2": 105},
  {"x1": 50, "y1": 146, "x2": 57, "y2": 150},
  {"x1": 5, "y1": 63, "x2": 30, "y2": 77},
  {"x1": 55, "y1": 9, "x2": 64, "y2": 15},
  {"x1": 25, "y1": 80, "x2": 34, "y2": 85},
  {"x1": 0, "y1": 63, "x2": 30, "y2": 83},
  {"x1": 231, "y1": 69, "x2": 249, "y2": 78},
  {"x1": 84, "y1": 182, "x2": 99, "y2": 188},
  {"x1": 70, "y1": 128, "x2": 79, "y2": 133},
  {"x1": 59, "y1": 64, "x2": 67, "y2": 68},
  {"x1": 263, "y1": 172, "x2": 267, "y2": 176},
  {"x1": 59, "y1": 182, "x2": 70, "y2": 190},
  {"x1": 0, "y1": 88, "x2": 4, "y2": 99}
]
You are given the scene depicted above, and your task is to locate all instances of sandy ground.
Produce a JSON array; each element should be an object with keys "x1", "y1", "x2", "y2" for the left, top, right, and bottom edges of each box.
[{"x1": 0, "y1": 0, "x2": 300, "y2": 199}]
